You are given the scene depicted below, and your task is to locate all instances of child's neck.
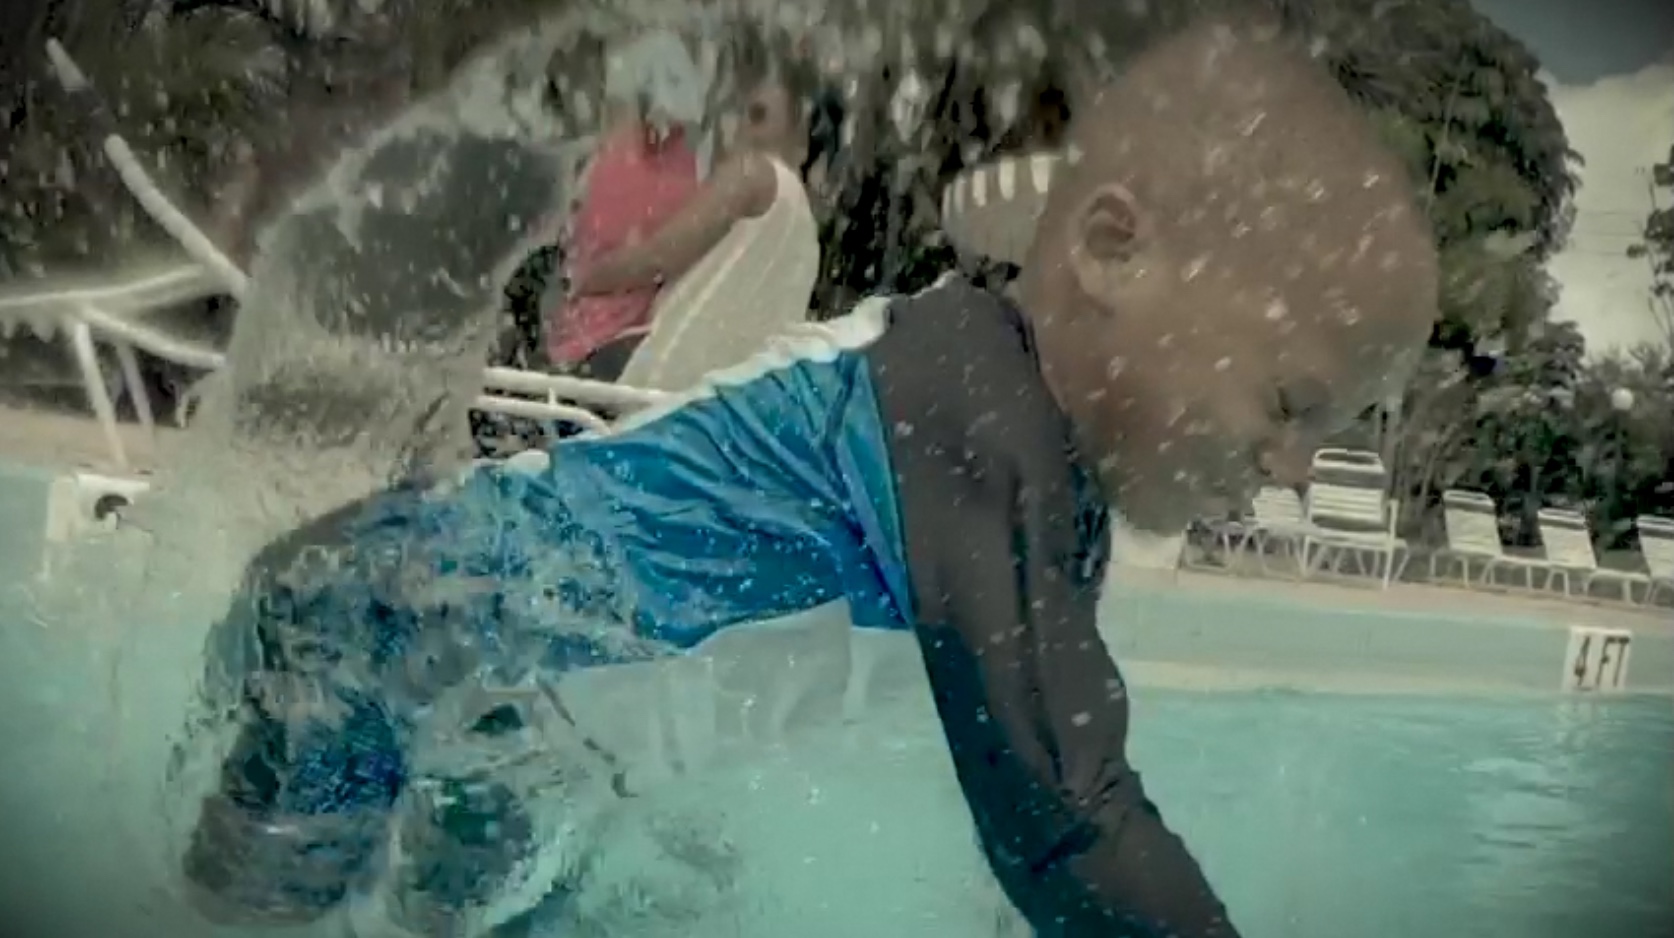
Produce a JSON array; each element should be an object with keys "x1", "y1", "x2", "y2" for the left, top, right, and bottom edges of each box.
[{"x1": 1007, "y1": 266, "x2": 1080, "y2": 425}]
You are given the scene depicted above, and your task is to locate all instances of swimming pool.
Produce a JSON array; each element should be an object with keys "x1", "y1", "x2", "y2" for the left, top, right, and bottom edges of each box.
[{"x1": 2, "y1": 460, "x2": 1671, "y2": 938}]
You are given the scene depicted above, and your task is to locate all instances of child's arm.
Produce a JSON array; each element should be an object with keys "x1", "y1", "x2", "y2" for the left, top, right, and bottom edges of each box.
[
  {"x1": 569, "y1": 152, "x2": 776, "y2": 295},
  {"x1": 182, "y1": 690, "x2": 404, "y2": 924},
  {"x1": 180, "y1": 494, "x2": 425, "y2": 924},
  {"x1": 912, "y1": 475, "x2": 1240, "y2": 938}
]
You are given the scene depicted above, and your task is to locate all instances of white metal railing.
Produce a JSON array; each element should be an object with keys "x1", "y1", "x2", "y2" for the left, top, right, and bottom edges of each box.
[
  {"x1": 2, "y1": 263, "x2": 669, "y2": 467},
  {"x1": 1, "y1": 39, "x2": 678, "y2": 470}
]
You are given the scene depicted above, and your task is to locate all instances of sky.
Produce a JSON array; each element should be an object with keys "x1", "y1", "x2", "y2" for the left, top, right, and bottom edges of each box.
[{"x1": 1471, "y1": 0, "x2": 1674, "y2": 356}]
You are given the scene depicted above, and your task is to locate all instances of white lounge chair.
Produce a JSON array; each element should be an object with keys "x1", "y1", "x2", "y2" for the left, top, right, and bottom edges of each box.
[
  {"x1": 1302, "y1": 449, "x2": 1406, "y2": 588},
  {"x1": 1431, "y1": 489, "x2": 1546, "y2": 590},
  {"x1": 940, "y1": 152, "x2": 1062, "y2": 265},
  {"x1": 1638, "y1": 515, "x2": 1674, "y2": 604},
  {"x1": 1218, "y1": 486, "x2": 1311, "y2": 573},
  {"x1": 1535, "y1": 508, "x2": 1649, "y2": 603},
  {"x1": 1311, "y1": 447, "x2": 1387, "y2": 482}
]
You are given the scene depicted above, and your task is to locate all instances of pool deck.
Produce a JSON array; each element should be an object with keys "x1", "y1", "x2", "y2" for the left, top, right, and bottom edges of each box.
[
  {"x1": 0, "y1": 399, "x2": 177, "y2": 476},
  {"x1": 1105, "y1": 566, "x2": 1672, "y2": 698}
]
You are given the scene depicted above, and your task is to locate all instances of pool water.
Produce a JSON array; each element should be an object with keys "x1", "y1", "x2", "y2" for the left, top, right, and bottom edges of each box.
[
  {"x1": 488, "y1": 688, "x2": 1674, "y2": 938},
  {"x1": 1, "y1": 493, "x2": 1671, "y2": 937}
]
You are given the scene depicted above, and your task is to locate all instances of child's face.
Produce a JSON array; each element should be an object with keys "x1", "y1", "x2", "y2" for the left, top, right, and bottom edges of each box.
[
  {"x1": 1015, "y1": 23, "x2": 1439, "y2": 534},
  {"x1": 1092, "y1": 263, "x2": 1425, "y2": 526}
]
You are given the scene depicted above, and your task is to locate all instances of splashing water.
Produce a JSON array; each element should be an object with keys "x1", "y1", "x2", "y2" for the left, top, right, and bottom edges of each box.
[
  {"x1": 59, "y1": 22, "x2": 588, "y2": 936},
  {"x1": 15, "y1": 15, "x2": 1023, "y2": 938}
]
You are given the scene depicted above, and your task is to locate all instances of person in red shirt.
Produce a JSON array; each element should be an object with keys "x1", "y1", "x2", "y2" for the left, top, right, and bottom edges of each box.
[{"x1": 543, "y1": 110, "x2": 703, "y2": 380}]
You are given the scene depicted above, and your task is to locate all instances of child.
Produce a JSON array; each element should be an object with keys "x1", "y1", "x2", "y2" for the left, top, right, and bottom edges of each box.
[{"x1": 181, "y1": 21, "x2": 1437, "y2": 938}]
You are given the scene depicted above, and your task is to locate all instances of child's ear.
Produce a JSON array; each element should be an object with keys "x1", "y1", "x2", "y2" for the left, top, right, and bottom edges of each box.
[{"x1": 1070, "y1": 183, "x2": 1149, "y2": 306}]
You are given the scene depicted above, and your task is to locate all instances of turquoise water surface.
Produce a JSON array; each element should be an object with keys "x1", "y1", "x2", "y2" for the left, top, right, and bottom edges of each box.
[{"x1": 1, "y1": 470, "x2": 1671, "y2": 938}]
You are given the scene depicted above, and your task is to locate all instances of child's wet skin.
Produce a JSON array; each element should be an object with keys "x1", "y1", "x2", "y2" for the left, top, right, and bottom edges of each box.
[{"x1": 1008, "y1": 23, "x2": 1437, "y2": 533}]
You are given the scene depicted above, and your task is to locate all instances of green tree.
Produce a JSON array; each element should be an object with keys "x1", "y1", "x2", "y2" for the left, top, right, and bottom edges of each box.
[
  {"x1": 1571, "y1": 346, "x2": 1674, "y2": 545},
  {"x1": 1627, "y1": 143, "x2": 1674, "y2": 346}
]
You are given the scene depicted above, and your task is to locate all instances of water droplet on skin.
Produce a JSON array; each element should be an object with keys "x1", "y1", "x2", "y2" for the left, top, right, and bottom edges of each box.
[
  {"x1": 1157, "y1": 334, "x2": 1175, "y2": 349},
  {"x1": 1380, "y1": 252, "x2": 1401, "y2": 271},
  {"x1": 1106, "y1": 357, "x2": 1127, "y2": 379},
  {"x1": 1071, "y1": 711, "x2": 1092, "y2": 727},
  {"x1": 1157, "y1": 440, "x2": 1175, "y2": 454},
  {"x1": 1238, "y1": 111, "x2": 1267, "y2": 137},
  {"x1": 1214, "y1": 356, "x2": 1232, "y2": 372},
  {"x1": 1265, "y1": 298, "x2": 1289, "y2": 321},
  {"x1": 1182, "y1": 255, "x2": 1209, "y2": 282},
  {"x1": 1305, "y1": 179, "x2": 1328, "y2": 202},
  {"x1": 1362, "y1": 171, "x2": 1382, "y2": 188},
  {"x1": 1339, "y1": 307, "x2": 1362, "y2": 326}
]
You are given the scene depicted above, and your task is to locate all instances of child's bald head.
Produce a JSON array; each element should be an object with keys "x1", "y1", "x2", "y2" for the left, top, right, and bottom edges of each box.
[{"x1": 1016, "y1": 20, "x2": 1438, "y2": 532}]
